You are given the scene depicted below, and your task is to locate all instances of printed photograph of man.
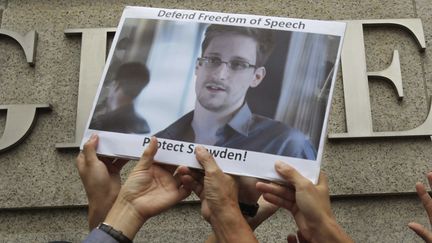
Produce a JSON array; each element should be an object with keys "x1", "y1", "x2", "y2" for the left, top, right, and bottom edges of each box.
[
  {"x1": 156, "y1": 25, "x2": 316, "y2": 160},
  {"x1": 89, "y1": 62, "x2": 151, "y2": 134}
]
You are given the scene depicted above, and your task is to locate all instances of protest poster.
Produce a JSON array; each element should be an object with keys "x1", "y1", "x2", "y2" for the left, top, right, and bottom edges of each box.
[{"x1": 81, "y1": 6, "x2": 346, "y2": 184}]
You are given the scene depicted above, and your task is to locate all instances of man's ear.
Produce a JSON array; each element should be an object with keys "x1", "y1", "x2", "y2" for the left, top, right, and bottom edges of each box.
[{"x1": 250, "y1": 67, "x2": 266, "y2": 88}]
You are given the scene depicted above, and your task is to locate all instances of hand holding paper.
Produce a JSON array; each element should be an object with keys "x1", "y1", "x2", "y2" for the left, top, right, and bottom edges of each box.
[
  {"x1": 104, "y1": 136, "x2": 191, "y2": 240},
  {"x1": 256, "y1": 162, "x2": 353, "y2": 243},
  {"x1": 179, "y1": 147, "x2": 258, "y2": 243},
  {"x1": 76, "y1": 134, "x2": 128, "y2": 229}
]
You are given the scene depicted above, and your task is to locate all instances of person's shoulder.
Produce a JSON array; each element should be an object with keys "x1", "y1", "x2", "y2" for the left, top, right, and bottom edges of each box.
[
  {"x1": 90, "y1": 105, "x2": 150, "y2": 134},
  {"x1": 155, "y1": 110, "x2": 194, "y2": 138}
]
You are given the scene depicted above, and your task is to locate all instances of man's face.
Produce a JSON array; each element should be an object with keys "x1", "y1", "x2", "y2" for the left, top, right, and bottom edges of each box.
[{"x1": 195, "y1": 34, "x2": 265, "y2": 112}]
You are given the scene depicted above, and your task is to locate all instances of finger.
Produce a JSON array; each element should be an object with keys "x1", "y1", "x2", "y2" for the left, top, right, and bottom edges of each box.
[
  {"x1": 135, "y1": 136, "x2": 158, "y2": 171},
  {"x1": 262, "y1": 192, "x2": 293, "y2": 210},
  {"x1": 177, "y1": 166, "x2": 204, "y2": 182},
  {"x1": 180, "y1": 175, "x2": 197, "y2": 191},
  {"x1": 427, "y1": 172, "x2": 432, "y2": 189},
  {"x1": 316, "y1": 172, "x2": 330, "y2": 198},
  {"x1": 100, "y1": 157, "x2": 129, "y2": 173},
  {"x1": 82, "y1": 134, "x2": 99, "y2": 162},
  {"x1": 256, "y1": 181, "x2": 295, "y2": 202},
  {"x1": 287, "y1": 234, "x2": 298, "y2": 243},
  {"x1": 180, "y1": 174, "x2": 203, "y2": 197},
  {"x1": 173, "y1": 170, "x2": 183, "y2": 188},
  {"x1": 415, "y1": 182, "x2": 432, "y2": 223},
  {"x1": 274, "y1": 161, "x2": 310, "y2": 189},
  {"x1": 408, "y1": 222, "x2": 432, "y2": 242},
  {"x1": 195, "y1": 146, "x2": 221, "y2": 175},
  {"x1": 317, "y1": 172, "x2": 329, "y2": 189},
  {"x1": 177, "y1": 166, "x2": 204, "y2": 196},
  {"x1": 76, "y1": 152, "x2": 85, "y2": 169},
  {"x1": 177, "y1": 185, "x2": 192, "y2": 201}
]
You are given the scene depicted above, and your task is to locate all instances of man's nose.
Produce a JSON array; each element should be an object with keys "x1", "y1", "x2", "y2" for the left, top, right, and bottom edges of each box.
[{"x1": 212, "y1": 62, "x2": 230, "y2": 80}]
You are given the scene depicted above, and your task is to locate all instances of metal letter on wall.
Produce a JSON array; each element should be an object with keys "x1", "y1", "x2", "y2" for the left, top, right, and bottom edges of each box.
[
  {"x1": 329, "y1": 19, "x2": 428, "y2": 139},
  {"x1": 0, "y1": 29, "x2": 52, "y2": 153},
  {"x1": 0, "y1": 29, "x2": 37, "y2": 64},
  {"x1": 56, "y1": 28, "x2": 116, "y2": 149},
  {"x1": 0, "y1": 105, "x2": 51, "y2": 152}
]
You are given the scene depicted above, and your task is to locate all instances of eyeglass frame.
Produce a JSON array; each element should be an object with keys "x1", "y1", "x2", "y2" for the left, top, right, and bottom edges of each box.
[{"x1": 196, "y1": 56, "x2": 257, "y2": 71}]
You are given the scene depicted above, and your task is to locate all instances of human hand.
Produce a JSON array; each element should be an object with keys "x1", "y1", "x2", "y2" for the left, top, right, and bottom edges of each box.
[
  {"x1": 179, "y1": 146, "x2": 257, "y2": 243},
  {"x1": 408, "y1": 172, "x2": 432, "y2": 242},
  {"x1": 104, "y1": 137, "x2": 191, "y2": 240},
  {"x1": 256, "y1": 161, "x2": 353, "y2": 243},
  {"x1": 76, "y1": 134, "x2": 128, "y2": 229},
  {"x1": 184, "y1": 146, "x2": 239, "y2": 222}
]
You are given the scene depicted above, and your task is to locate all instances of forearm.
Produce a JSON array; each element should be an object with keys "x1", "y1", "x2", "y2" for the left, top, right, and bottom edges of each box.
[
  {"x1": 88, "y1": 205, "x2": 111, "y2": 230},
  {"x1": 210, "y1": 206, "x2": 258, "y2": 243},
  {"x1": 310, "y1": 218, "x2": 353, "y2": 243},
  {"x1": 88, "y1": 193, "x2": 118, "y2": 230}
]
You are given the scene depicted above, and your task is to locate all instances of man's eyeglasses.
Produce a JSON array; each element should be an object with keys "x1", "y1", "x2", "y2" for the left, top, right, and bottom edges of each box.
[{"x1": 197, "y1": 57, "x2": 256, "y2": 71}]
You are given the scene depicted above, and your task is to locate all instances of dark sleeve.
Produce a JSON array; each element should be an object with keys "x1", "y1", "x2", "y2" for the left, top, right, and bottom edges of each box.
[{"x1": 82, "y1": 228, "x2": 120, "y2": 243}]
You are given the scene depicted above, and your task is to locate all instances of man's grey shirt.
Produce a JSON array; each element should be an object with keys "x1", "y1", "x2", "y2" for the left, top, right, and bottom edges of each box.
[{"x1": 156, "y1": 103, "x2": 316, "y2": 160}]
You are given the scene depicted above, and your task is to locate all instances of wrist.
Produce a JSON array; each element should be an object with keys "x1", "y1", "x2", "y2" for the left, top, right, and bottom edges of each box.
[
  {"x1": 104, "y1": 197, "x2": 147, "y2": 240},
  {"x1": 210, "y1": 204, "x2": 255, "y2": 242},
  {"x1": 88, "y1": 193, "x2": 117, "y2": 216},
  {"x1": 310, "y1": 217, "x2": 352, "y2": 243}
]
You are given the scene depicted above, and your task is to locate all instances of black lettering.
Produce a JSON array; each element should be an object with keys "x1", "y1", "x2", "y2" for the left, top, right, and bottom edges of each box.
[
  {"x1": 172, "y1": 143, "x2": 184, "y2": 152},
  {"x1": 209, "y1": 149, "x2": 220, "y2": 157},
  {"x1": 142, "y1": 137, "x2": 151, "y2": 146},
  {"x1": 198, "y1": 13, "x2": 206, "y2": 20},
  {"x1": 166, "y1": 142, "x2": 173, "y2": 151},
  {"x1": 187, "y1": 144, "x2": 195, "y2": 153},
  {"x1": 219, "y1": 148, "x2": 227, "y2": 158},
  {"x1": 298, "y1": 21, "x2": 305, "y2": 29},
  {"x1": 234, "y1": 152, "x2": 242, "y2": 161},
  {"x1": 157, "y1": 10, "x2": 166, "y2": 17}
]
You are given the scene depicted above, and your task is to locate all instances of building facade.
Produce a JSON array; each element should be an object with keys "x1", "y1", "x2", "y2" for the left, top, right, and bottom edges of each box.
[{"x1": 0, "y1": 0, "x2": 431, "y2": 242}]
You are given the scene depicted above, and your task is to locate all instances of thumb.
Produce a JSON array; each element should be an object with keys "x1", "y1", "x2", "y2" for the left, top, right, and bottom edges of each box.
[
  {"x1": 275, "y1": 161, "x2": 309, "y2": 188},
  {"x1": 135, "y1": 136, "x2": 158, "y2": 171},
  {"x1": 195, "y1": 146, "x2": 221, "y2": 175},
  {"x1": 82, "y1": 134, "x2": 99, "y2": 162}
]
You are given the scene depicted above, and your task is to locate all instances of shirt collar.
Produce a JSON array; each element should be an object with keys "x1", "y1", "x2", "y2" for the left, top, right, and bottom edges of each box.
[{"x1": 226, "y1": 103, "x2": 252, "y2": 137}]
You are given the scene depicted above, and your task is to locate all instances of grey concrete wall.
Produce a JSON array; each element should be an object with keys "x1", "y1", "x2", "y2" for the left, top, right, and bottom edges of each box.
[
  {"x1": 0, "y1": 196, "x2": 428, "y2": 242},
  {"x1": 1, "y1": 0, "x2": 431, "y2": 242}
]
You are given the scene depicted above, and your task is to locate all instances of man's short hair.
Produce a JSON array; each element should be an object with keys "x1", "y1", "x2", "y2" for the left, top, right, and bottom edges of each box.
[
  {"x1": 201, "y1": 25, "x2": 276, "y2": 67},
  {"x1": 114, "y1": 62, "x2": 150, "y2": 98}
]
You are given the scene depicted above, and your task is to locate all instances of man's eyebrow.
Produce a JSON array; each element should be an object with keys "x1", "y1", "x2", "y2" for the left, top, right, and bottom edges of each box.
[
  {"x1": 204, "y1": 52, "x2": 221, "y2": 57},
  {"x1": 230, "y1": 56, "x2": 252, "y2": 62}
]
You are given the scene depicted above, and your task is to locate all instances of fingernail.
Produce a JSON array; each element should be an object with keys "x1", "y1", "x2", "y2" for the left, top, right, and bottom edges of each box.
[
  {"x1": 275, "y1": 161, "x2": 284, "y2": 169},
  {"x1": 196, "y1": 146, "x2": 205, "y2": 153},
  {"x1": 90, "y1": 134, "x2": 97, "y2": 140}
]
